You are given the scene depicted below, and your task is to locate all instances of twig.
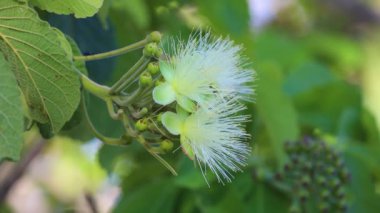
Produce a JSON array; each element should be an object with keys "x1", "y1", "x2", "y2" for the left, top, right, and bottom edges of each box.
[
  {"x1": 84, "y1": 193, "x2": 98, "y2": 213},
  {"x1": 0, "y1": 139, "x2": 46, "y2": 203}
]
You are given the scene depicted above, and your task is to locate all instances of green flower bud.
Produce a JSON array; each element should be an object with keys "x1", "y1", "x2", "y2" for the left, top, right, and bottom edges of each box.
[
  {"x1": 143, "y1": 42, "x2": 158, "y2": 57},
  {"x1": 329, "y1": 178, "x2": 340, "y2": 188},
  {"x1": 136, "y1": 118, "x2": 148, "y2": 131},
  {"x1": 320, "y1": 189, "x2": 330, "y2": 199},
  {"x1": 300, "y1": 175, "x2": 311, "y2": 187},
  {"x1": 148, "y1": 31, "x2": 162, "y2": 43},
  {"x1": 318, "y1": 202, "x2": 330, "y2": 212},
  {"x1": 155, "y1": 79, "x2": 165, "y2": 87},
  {"x1": 325, "y1": 166, "x2": 335, "y2": 175},
  {"x1": 155, "y1": 47, "x2": 163, "y2": 58},
  {"x1": 298, "y1": 189, "x2": 309, "y2": 202},
  {"x1": 140, "y1": 72, "x2": 153, "y2": 86},
  {"x1": 316, "y1": 175, "x2": 327, "y2": 185},
  {"x1": 148, "y1": 62, "x2": 160, "y2": 74},
  {"x1": 335, "y1": 186, "x2": 345, "y2": 198},
  {"x1": 338, "y1": 199, "x2": 348, "y2": 211},
  {"x1": 139, "y1": 107, "x2": 149, "y2": 116},
  {"x1": 289, "y1": 202, "x2": 301, "y2": 213},
  {"x1": 156, "y1": 113, "x2": 163, "y2": 123},
  {"x1": 160, "y1": 139, "x2": 174, "y2": 152}
]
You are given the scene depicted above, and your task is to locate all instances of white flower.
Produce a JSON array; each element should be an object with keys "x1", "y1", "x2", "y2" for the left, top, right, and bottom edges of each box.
[
  {"x1": 161, "y1": 99, "x2": 251, "y2": 183},
  {"x1": 153, "y1": 32, "x2": 254, "y2": 112}
]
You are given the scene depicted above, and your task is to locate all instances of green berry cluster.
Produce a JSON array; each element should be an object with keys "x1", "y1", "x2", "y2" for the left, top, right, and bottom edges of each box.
[{"x1": 276, "y1": 137, "x2": 350, "y2": 213}]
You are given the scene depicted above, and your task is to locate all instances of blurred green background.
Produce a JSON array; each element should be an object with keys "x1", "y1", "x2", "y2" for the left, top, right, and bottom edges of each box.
[{"x1": 2, "y1": 0, "x2": 380, "y2": 212}]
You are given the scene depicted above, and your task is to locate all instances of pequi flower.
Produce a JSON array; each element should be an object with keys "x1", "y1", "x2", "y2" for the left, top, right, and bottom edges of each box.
[
  {"x1": 153, "y1": 32, "x2": 254, "y2": 112},
  {"x1": 161, "y1": 99, "x2": 251, "y2": 183}
]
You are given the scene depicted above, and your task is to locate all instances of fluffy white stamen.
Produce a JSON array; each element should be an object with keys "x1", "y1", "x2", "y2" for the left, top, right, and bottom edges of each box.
[
  {"x1": 179, "y1": 99, "x2": 251, "y2": 183},
  {"x1": 154, "y1": 31, "x2": 254, "y2": 111}
]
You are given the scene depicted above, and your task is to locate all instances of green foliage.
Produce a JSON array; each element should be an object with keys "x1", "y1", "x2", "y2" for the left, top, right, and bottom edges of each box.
[
  {"x1": 0, "y1": 0, "x2": 380, "y2": 212},
  {"x1": 29, "y1": 0, "x2": 104, "y2": 18},
  {"x1": 0, "y1": 0, "x2": 81, "y2": 134},
  {"x1": 256, "y1": 65, "x2": 300, "y2": 166},
  {"x1": 0, "y1": 53, "x2": 23, "y2": 161}
]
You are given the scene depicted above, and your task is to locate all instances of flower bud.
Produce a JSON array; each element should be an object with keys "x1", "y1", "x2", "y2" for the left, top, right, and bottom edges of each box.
[
  {"x1": 135, "y1": 118, "x2": 148, "y2": 131},
  {"x1": 148, "y1": 31, "x2": 162, "y2": 43},
  {"x1": 329, "y1": 178, "x2": 340, "y2": 188},
  {"x1": 140, "y1": 72, "x2": 153, "y2": 86},
  {"x1": 156, "y1": 113, "x2": 163, "y2": 123},
  {"x1": 148, "y1": 62, "x2": 160, "y2": 74},
  {"x1": 298, "y1": 189, "x2": 309, "y2": 202},
  {"x1": 316, "y1": 175, "x2": 327, "y2": 186},
  {"x1": 289, "y1": 202, "x2": 301, "y2": 213},
  {"x1": 139, "y1": 107, "x2": 148, "y2": 115},
  {"x1": 300, "y1": 175, "x2": 311, "y2": 188},
  {"x1": 320, "y1": 189, "x2": 330, "y2": 199},
  {"x1": 318, "y1": 202, "x2": 330, "y2": 213},
  {"x1": 155, "y1": 79, "x2": 165, "y2": 87},
  {"x1": 155, "y1": 47, "x2": 163, "y2": 58},
  {"x1": 143, "y1": 42, "x2": 158, "y2": 57},
  {"x1": 160, "y1": 139, "x2": 174, "y2": 152}
]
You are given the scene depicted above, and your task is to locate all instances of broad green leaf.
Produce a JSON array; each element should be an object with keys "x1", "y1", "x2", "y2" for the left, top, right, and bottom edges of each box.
[
  {"x1": 0, "y1": 53, "x2": 23, "y2": 161},
  {"x1": 60, "y1": 36, "x2": 93, "y2": 141},
  {"x1": 65, "y1": 35, "x2": 87, "y2": 76},
  {"x1": 0, "y1": 0, "x2": 81, "y2": 133},
  {"x1": 29, "y1": 0, "x2": 104, "y2": 18}
]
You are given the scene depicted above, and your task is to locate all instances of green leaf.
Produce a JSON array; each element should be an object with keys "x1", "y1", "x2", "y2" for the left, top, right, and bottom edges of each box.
[
  {"x1": 195, "y1": 0, "x2": 249, "y2": 36},
  {"x1": 114, "y1": 179, "x2": 177, "y2": 213},
  {"x1": 174, "y1": 156, "x2": 211, "y2": 189},
  {"x1": 110, "y1": 0, "x2": 150, "y2": 29},
  {"x1": 29, "y1": 0, "x2": 104, "y2": 18},
  {"x1": 284, "y1": 62, "x2": 336, "y2": 96},
  {"x1": 249, "y1": 182, "x2": 290, "y2": 213},
  {"x1": 255, "y1": 64, "x2": 300, "y2": 166},
  {"x1": 0, "y1": 0, "x2": 81, "y2": 134},
  {"x1": 0, "y1": 53, "x2": 23, "y2": 161}
]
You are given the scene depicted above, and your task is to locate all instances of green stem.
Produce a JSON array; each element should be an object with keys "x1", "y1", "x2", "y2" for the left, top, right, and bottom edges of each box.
[
  {"x1": 118, "y1": 85, "x2": 145, "y2": 106},
  {"x1": 137, "y1": 136, "x2": 178, "y2": 176},
  {"x1": 110, "y1": 56, "x2": 150, "y2": 94},
  {"x1": 81, "y1": 74, "x2": 111, "y2": 100},
  {"x1": 74, "y1": 39, "x2": 148, "y2": 62},
  {"x1": 81, "y1": 92, "x2": 130, "y2": 146},
  {"x1": 106, "y1": 98, "x2": 124, "y2": 120}
]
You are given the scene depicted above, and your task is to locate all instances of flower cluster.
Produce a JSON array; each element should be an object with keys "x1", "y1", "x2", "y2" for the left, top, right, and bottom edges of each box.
[
  {"x1": 153, "y1": 32, "x2": 254, "y2": 182},
  {"x1": 274, "y1": 137, "x2": 350, "y2": 212}
]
